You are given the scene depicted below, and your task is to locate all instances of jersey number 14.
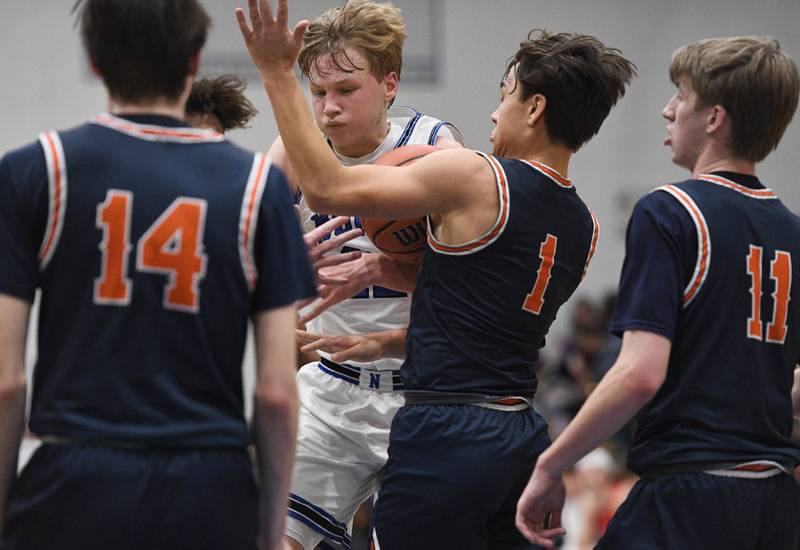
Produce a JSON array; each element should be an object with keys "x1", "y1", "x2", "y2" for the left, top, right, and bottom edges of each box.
[{"x1": 94, "y1": 190, "x2": 207, "y2": 313}]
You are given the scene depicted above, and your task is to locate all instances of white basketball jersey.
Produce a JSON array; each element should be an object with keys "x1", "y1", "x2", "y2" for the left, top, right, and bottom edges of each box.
[{"x1": 298, "y1": 106, "x2": 461, "y2": 371}]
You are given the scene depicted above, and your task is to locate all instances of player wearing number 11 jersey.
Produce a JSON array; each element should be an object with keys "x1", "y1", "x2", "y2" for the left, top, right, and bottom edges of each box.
[
  {"x1": 517, "y1": 36, "x2": 800, "y2": 549},
  {"x1": 0, "y1": 1, "x2": 316, "y2": 549}
]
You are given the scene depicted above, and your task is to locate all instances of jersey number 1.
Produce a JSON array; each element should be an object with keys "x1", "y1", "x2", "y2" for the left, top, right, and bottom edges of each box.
[
  {"x1": 94, "y1": 190, "x2": 208, "y2": 312},
  {"x1": 746, "y1": 245, "x2": 791, "y2": 343},
  {"x1": 523, "y1": 234, "x2": 558, "y2": 315}
]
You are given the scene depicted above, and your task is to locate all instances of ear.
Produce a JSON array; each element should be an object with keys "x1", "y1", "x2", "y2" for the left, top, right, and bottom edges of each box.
[
  {"x1": 87, "y1": 55, "x2": 102, "y2": 78},
  {"x1": 383, "y1": 71, "x2": 399, "y2": 105},
  {"x1": 706, "y1": 104, "x2": 727, "y2": 135},
  {"x1": 527, "y1": 93, "x2": 547, "y2": 127}
]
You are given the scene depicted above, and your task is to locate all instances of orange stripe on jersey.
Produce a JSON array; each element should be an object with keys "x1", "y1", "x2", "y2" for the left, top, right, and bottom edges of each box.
[
  {"x1": 37, "y1": 131, "x2": 67, "y2": 269},
  {"x1": 239, "y1": 154, "x2": 271, "y2": 290},
  {"x1": 427, "y1": 152, "x2": 510, "y2": 255},
  {"x1": 696, "y1": 174, "x2": 777, "y2": 199},
  {"x1": 92, "y1": 113, "x2": 224, "y2": 143},
  {"x1": 519, "y1": 159, "x2": 572, "y2": 188},
  {"x1": 582, "y1": 210, "x2": 600, "y2": 280},
  {"x1": 656, "y1": 185, "x2": 711, "y2": 306}
]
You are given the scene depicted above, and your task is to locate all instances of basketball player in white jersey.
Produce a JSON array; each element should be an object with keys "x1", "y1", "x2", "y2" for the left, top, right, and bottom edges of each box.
[{"x1": 266, "y1": 1, "x2": 462, "y2": 548}]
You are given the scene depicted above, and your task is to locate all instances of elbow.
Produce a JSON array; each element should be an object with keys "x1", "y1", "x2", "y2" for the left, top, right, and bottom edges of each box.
[
  {"x1": 303, "y1": 190, "x2": 336, "y2": 214},
  {"x1": 619, "y1": 361, "x2": 665, "y2": 404},
  {"x1": 0, "y1": 372, "x2": 26, "y2": 403},
  {"x1": 253, "y1": 381, "x2": 299, "y2": 418}
]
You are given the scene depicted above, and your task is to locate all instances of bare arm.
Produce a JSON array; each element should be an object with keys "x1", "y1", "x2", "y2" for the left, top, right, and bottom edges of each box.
[
  {"x1": 236, "y1": 1, "x2": 491, "y2": 220},
  {"x1": 252, "y1": 303, "x2": 300, "y2": 549},
  {"x1": 0, "y1": 294, "x2": 30, "y2": 526},
  {"x1": 516, "y1": 330, "x2": 670, "y2": 547}
]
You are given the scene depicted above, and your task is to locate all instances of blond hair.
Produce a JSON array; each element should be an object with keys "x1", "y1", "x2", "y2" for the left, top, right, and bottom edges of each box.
[
  {"x1": 298, "y1": 0, "x2": 406, "y2": 82},
  {"x1": 669, "y1": 36, "x2": 799, "y2": 163}
]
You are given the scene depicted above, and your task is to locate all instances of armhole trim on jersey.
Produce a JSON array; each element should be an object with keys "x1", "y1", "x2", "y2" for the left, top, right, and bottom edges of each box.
[
  {"x1": 91, "y1": 113, "x2": 225, "y2": 143},
  {"x1": 581, "y1": 209, "x2": 600, "y2": 280},
  {"x1": 239, "y1": 153, "x2": 271, "y2": 291},
  {"x1": 427, "y1": 121, "x2": 464, "y2": 146},
  {"x1": 695, "y1": 173, "x2": 777, "y2": 199},
  {"x1": 519, "y1": 159, "x2": 572, "y2": 188},
  {"x1": 37, "y1": 131, "x2": 68, "y2": 270},
  {"x1": 393, "y1": 110, "x2": 423, "y2": 148},
  {"x1": 427, "y1": 152, "x2": 510, "y2": 255},
  {"x1": 655, "y1": 185, "x2": 711, "y2": 307}
]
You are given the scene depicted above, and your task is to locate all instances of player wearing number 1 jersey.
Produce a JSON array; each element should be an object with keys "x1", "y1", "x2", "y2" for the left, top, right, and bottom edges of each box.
[
  {"x1": 238, "y1": 2, "x2": 635, "y2": 545},
  {"x1": 0, "y1": 2, "x2": 316, "y2": 549},
  {"x1": 518, "y1": 36, "x2": 800, "y2": 549}
]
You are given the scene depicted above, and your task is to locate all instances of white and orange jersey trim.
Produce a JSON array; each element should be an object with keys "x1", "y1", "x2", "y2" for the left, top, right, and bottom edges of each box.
[
  {"x1": 427, "y1": 152, "x2": 510, "y2": 255},
  {"x1": 239, "y1": 154, "x2": 272, "y2": 290},
  {"x1": 37, "y1": 131, "x2": 68, "y2": 270},
  {"x1": 519, "y1": 159, "x2": 573, "y2": 188},
  {"x1": 655, "y1": 185, "x2": 711, "y2": 306},
  {"x1": 91, "y1": 113, "x2": 224, "y2": 143},
  {"x1": 696, "y1": 173, "x2": 777, "y2": 199},
  {"x1": 581, "y1": 210, "x2": 600, "y2": 280}
]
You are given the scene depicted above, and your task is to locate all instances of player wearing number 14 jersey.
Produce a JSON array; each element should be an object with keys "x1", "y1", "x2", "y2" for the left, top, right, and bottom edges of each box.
[{"x1": 0, "y1": 2, "x2": 316, "y2": 549}]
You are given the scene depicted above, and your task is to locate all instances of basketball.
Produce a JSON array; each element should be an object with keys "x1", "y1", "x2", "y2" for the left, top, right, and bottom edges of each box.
[{"x1": 362, "y1": 144, "x2": 438, "y2": 263}]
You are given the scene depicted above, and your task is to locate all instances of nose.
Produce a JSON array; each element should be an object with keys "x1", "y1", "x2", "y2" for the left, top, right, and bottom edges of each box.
[
  {"x1": 490, "y1": 107, "x2": 499, "y2": 125},
  {"x1": 324, "y1": 98, "x2": 342, "y2": 118},
  {"x1": 662, "y1": 97, "x2": 675, "y2": 121}
]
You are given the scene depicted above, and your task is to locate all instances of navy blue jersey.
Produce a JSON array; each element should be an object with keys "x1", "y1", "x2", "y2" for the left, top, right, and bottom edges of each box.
[
  {"x1": 611, "y1": 172, "x2": 800, "y2": 472},
  {"x1": 403, "y1": 153, "x2": 599, "y2": 396},
  {"x1": 0, "y1": 114, "x2": 316, "y2": 448}
]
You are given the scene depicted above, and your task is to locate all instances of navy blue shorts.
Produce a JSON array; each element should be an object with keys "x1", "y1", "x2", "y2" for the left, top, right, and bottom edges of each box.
[
  {"x1": 597, "y1": 471, "x2": 800, "y2": 550},
  {"x1": 2, "y1": 443, "x2": 258, "y2": 550},
  {"x1": 373, "y1": 404, "x2": 550, "y2": 550}
]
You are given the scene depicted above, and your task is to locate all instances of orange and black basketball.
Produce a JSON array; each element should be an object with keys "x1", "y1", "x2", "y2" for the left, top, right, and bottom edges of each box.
[{"x1": 362, "y1": 144, "x2": 438, "y2": 263}]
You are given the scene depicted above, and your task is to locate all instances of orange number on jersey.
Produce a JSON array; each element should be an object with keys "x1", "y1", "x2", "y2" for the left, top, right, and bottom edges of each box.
[
  {"x1": 94, "y1": 193, "x2": 207, "y2": 313},
  {"x1": 766, "y1": 251, "x2": 791, "y2": 343},
  {"x1": 746, "y1": 246, "x2": 792, "y2": 344},
  {"x1": 137, "y1": 199, "x2": 208, "y2": 312},
  {"x1": 746, "y1": 245, "x2": 763, "y2": 340},
  {"x1": 523, "y1": 234, "x2": 558, "y2": 315},
  {"x1": 95, "y1": 190, "x2": 133, "y2": 304}
]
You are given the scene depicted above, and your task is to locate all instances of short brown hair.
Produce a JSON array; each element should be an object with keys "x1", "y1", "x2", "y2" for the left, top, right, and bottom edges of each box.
[
  {"x1": 670, "y1": 36, "x2": 800, "y2": 163},
  {"x1": 298, "y1": 0, "x2": 406, "y2": 82},
  {"x1": 507, "y1": 30, "x2": 636, "y2": 152},
  {"x1": 186, "y1": 75, "x2": 258, "y2": 132},
  {"x1": 74, "y1": 0, "x2": 210, "y2": 103}
]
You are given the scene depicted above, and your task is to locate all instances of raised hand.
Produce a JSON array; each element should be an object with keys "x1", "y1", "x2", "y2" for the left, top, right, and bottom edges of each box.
[
  {"x1": 235, "y1": 0, "x2": 309, "y2": 75},
  {"x1": 515, "y1": 467, "x2": 567, "y2": 548}
]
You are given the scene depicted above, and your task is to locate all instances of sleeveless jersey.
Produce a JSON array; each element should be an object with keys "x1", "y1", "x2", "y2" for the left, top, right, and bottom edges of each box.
[
  {"x1": 298, "y1": 106, "x2": 461, "y2": 371},
  {"x1": 611, "y1": 172, "x2": 800, "y2": 472},
  {"x1": 0, "y1": 114, "x2": 316, "y2": 448},
  {"x1": 402, "y1": 154, "x2": 599, "y2": 395}
]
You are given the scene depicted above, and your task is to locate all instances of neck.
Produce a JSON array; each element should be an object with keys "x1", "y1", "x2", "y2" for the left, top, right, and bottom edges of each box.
[
  {"x1": 691, "y1": 147, "x2": 756, "y2": 177},
  {"x1": 108, "y1": 97, "x2": 186, "y2": 120},
  {"x1": 520, "y1": 144, "x2": 572, "y2": 178}
]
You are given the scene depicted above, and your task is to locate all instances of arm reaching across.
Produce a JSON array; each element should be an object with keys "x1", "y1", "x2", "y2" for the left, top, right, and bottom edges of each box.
[{"x1": 297, "y1": 329, "x2": 407, "y2": 363}]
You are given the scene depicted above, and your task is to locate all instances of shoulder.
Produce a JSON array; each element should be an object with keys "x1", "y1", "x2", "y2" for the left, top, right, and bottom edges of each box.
[{"x1": 266, "y1": 136, "x2": 298, "y2": 193}]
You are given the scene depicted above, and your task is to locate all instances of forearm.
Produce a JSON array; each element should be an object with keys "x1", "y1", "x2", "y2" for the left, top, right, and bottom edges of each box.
[
  {"x1": 373, "y1": 255, "x2": 418, "y2": 293},
  {"x1": 260, "y1": 70, "x2": 343, "y2": 206},
  {"x1": 253, "y1": 384, "x2": 299, "y2": 548},
  {"x1": 375, "y1": 329, "x2": 408, "y2": 359},
  {"x1": 0, "y1": 377, "x2": 26, "y2": 524},
  {"x1": 792, "y1": 366, "x2": 800, "y2": 441}
]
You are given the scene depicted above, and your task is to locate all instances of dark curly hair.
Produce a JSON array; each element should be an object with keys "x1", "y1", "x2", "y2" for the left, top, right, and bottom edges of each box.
[
  {"x1": 186, "y1": 75, "x2": 258, "y2": 132},
  {"x1": 506, "y1": 30, "x2": 637, "y2": 151}
]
